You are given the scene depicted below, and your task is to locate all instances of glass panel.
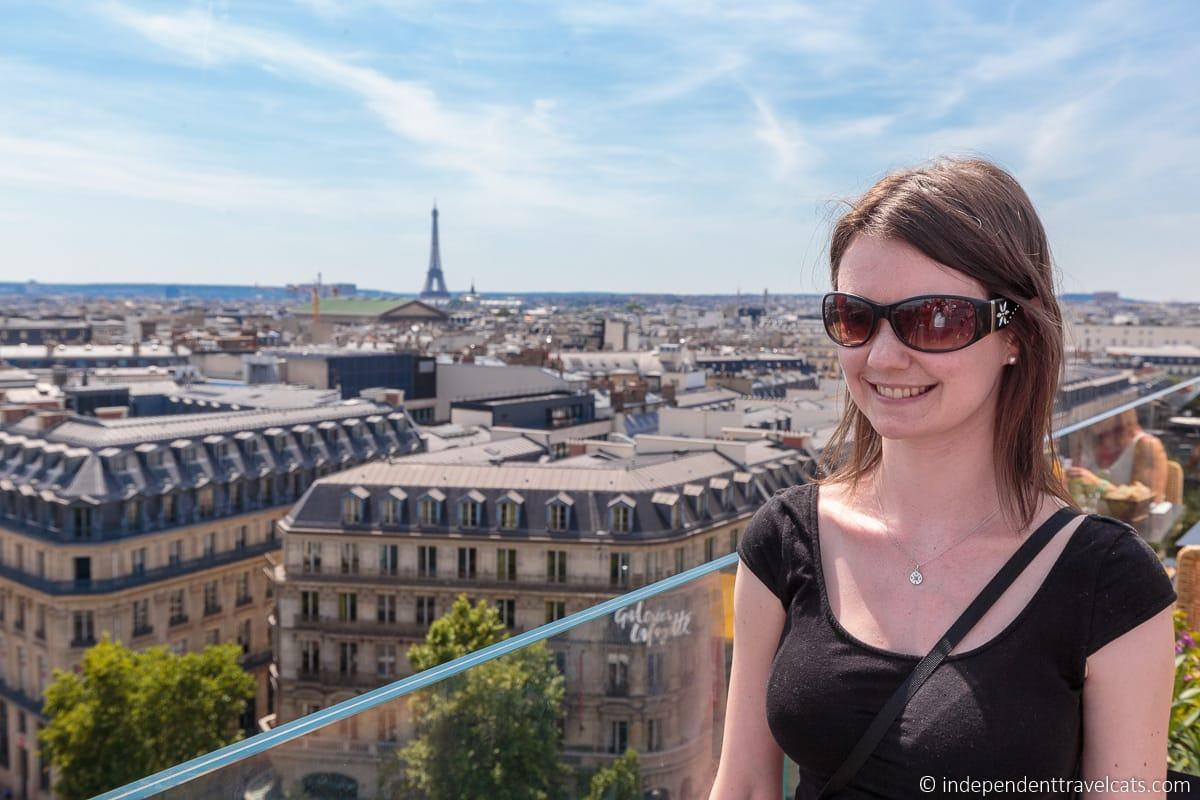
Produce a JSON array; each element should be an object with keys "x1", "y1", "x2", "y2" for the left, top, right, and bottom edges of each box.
[
  {"x1": 146, "y1": 562, "x2": 738, "y2": 799},
  {"x1": 1059, "y1": 379, "x2": 1199, "y2": 549}
]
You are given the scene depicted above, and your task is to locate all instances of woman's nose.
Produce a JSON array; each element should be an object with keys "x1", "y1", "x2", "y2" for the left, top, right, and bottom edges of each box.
[{"x1": 865, "y1": 317, "x2": 912, "y2": 369}]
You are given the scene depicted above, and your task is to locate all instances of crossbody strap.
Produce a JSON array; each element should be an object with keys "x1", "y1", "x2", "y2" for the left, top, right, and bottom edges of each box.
[{"x1": 776, "y1": 500, "x2": 1079, "y2": 799}]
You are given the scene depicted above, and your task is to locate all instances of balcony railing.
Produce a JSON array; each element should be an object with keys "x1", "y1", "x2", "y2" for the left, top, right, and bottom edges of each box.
[
  {"x1": 0, "y1": 538, "x2": 278, "y2": 596},
  {"x1": 95, "y1": 376, "x2": 1200, "y2": 800}
]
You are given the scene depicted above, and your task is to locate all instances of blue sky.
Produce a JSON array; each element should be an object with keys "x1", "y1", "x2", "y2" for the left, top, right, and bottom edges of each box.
[{"x1": 1, "y1": 1, "x2": 1197, "y2": 298}]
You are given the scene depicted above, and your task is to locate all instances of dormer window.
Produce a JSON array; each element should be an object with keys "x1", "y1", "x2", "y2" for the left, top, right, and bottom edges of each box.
[
  {"x1": 418, "y1": 490, "x2": 445, "y2": 526},
  {"x1": 652, "y1": 491, "x2": 681, "y2": 529},
  {"x1": 383, "y1": 488, "x2": 406, "y2": 525},
  {"x1": 342, "y1": 487, "x2": 369, "y2": 524},
  {"x1": 608, "y1": 495, "x2": 636, "y2": 534},
  {"x1": 498, "y1": 491, "x2": 524, "y2": 530},
  {"x1": 458, "y1": 490, "x2": 485, "y2": 529},
  {"x1": 683, "y1": 484, "x2": 705, "y2": 520},
  {"x1": 709, "y1": 477, "x2": 731, "y2": 510},
  {"x1": 546, "y1": 492, "x2": 573, "y2": 532}
]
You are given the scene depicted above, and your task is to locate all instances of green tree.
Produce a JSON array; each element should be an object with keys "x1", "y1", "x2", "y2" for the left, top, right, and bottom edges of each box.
[
  {"x1": 586, "y1": 748, "x2": 642, "y2": 800},
  {"x1": 380, "y1": 594, "x2": 571, "y2": 800},
  {"x1": 40, "y1": 636, "x2": 256, "y2": 800}
]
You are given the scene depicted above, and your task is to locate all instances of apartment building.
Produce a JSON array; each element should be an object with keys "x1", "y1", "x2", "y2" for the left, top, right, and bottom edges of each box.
[
  {"x1": 272, "y1": 437, "x2": 817, "y2": 800},
  {"x1": 0, "y1": 400, "x2": 419, "y2": 798}
]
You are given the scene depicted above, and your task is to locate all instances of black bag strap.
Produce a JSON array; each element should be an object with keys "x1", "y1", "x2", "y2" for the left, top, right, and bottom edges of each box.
[{"x1": 777, "y1": 499, "x2": 1079, "y2": 799}]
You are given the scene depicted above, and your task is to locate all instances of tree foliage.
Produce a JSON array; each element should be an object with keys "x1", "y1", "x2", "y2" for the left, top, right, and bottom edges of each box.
[
  {"x1": 40, "y1": 636, "x2": 256, "y2": 800},
  {"x1": 379, "y1": 594, "x2": 571, "y2": 800},
  {"x1": 585, "y1": 748, "x2": 642, "y2": 800}
]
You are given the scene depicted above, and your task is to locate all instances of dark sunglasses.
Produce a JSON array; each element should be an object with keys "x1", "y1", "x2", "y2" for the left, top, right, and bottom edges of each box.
[{"x1": 822, "y1": 292, "x2": 1020, "y2": 353}]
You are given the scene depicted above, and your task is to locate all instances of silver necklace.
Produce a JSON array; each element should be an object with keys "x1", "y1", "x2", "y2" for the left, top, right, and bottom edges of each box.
[{"x1": 874, "y1": 473, "x2": 1001, "y2": 586}]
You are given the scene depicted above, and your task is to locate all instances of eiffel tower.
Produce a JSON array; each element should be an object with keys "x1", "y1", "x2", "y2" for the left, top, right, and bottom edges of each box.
[{"x1": 419, "y1": 204, "x2": 451, "y2": 300}]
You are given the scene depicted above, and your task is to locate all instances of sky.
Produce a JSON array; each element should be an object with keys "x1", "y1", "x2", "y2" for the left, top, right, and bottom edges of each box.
[{"x1": 0, "y1": 1, "x2": 1197, "y2": 299}]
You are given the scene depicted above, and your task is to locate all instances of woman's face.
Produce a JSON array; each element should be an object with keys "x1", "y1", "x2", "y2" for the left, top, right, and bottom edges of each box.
[{"x1": 835, "y1": 235, "x2": 1017, "y2": 444}]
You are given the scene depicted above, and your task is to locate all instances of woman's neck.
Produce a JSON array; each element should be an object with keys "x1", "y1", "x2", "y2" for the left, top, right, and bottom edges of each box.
[{"x1": 860, "y1": 436, "x2": 1011, "y2": 548}]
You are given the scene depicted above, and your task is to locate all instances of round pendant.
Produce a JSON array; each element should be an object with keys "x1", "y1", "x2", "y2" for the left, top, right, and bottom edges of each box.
[{"x1": 908, "y1": 568, "x2": 924, "y2": 585}]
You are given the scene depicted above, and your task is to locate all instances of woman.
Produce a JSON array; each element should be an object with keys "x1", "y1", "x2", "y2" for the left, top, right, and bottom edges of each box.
[
  {"x1": 711, "y1": 158, "x2": 1177, "y2": 799},
  {"x1": 1068, "y1": 408, "x2": 1170, "y2": 504}
]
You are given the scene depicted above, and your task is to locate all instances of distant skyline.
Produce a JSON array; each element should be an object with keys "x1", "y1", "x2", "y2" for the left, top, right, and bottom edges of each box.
[{"x1": 1, "y1": 1, "x2": 1197, "y2": 299}]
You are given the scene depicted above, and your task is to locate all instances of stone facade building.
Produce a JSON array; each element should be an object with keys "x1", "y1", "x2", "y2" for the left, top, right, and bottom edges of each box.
[
  {"x1": 0, "y1": 400, "x2": 419, "y2": 798},
  {"x1": 272, "y1": 437, "x2": 816, "y2": 799}
]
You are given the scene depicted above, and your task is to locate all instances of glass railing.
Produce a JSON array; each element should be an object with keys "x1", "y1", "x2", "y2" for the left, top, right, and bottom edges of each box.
[{"x1": 94, "y1": 373, "x2": 1200, "y2": 800}]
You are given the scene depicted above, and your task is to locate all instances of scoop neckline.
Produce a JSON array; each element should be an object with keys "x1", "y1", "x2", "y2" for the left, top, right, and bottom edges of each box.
[{"x1": 805, "y1": 481, "x2": 1086, "y2": 662}]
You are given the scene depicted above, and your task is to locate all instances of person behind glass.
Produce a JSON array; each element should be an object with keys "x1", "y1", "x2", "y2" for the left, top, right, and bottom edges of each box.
[
  {"x1": 1067, "y1": 408, "x2": 1170, "y2": 503},
  {"x1": 710, "y1": 158, "x2": 1177, "y2": 799}
]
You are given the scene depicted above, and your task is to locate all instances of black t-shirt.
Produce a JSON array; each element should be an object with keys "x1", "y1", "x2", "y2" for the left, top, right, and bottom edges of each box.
[{"x1": 736, "y1": 482, "x2": 1178, "y2": 799}]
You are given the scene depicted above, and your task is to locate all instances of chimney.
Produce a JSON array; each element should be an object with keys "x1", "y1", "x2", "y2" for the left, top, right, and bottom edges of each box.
[
  {"x1": 95, "y1": 406, "x2": 130, "y2": 420},
  {"x1": 0, "y1": 406, "x2": 32, "y2": 426},
  {"x1": 35, "y1": 410, "x2": 68, "y2": 431}
]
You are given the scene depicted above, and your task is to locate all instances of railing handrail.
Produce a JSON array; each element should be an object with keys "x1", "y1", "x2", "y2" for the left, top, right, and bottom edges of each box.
[{"x1": 96, "y1": 374, "x2": 1200, "y2": 800}]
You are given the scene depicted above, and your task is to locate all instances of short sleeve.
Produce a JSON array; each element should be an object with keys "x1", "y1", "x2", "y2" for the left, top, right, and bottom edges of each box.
[
  {"x1": 1086, "y1": 528, "x2": 1177, "y2": 656},
  {"x1": 736, "y1": 495, "x2": 792, "y2": 609}
]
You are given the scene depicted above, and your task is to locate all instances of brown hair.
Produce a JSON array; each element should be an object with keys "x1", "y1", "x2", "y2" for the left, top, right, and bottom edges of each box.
[{"x1": 816, "y1": 156, "x2": 1077, "y2": 532}]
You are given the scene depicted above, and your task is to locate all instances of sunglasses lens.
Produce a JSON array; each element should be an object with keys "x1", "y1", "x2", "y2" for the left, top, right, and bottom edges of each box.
[
  {"x1": 893, "y1": 297, "x2": 977, "y2": 351},
  {"x1": 823, "y1": 294, "x2": 875, "y2": 345}
]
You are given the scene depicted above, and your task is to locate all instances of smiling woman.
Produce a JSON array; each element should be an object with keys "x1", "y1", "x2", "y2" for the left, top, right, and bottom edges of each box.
[{"x1": 712, "y1": 157, "x2": 1179, "y2": 800}]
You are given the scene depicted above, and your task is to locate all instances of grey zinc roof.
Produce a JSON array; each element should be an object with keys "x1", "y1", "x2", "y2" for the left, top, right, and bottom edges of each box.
[{"x1": 285, "y1": 442, "x2": 811, "y2": 540}]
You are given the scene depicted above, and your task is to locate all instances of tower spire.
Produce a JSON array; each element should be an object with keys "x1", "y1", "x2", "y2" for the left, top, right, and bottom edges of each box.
[{"x1": 420, "y1": 204, "x2": 450, "y2": 299}]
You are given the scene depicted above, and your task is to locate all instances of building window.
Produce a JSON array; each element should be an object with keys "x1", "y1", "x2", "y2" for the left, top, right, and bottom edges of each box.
[
  {"x1": 206, "y1": 628, "x2": 220, "y2": 646},
  {"x1": 704, "y1": 536, "x2": 715, "y2": 562},
  {"x1": 377, "y1": 594, "x2": 397, "y2": 624},
  {"x1": 302, "y1": 541, "x2": 322, "y2": 574},
  {"x1": 647, "y1": 651, "x2": 664, "y2": 695},
  {"x1": 337, "y1": 593, "x2": 358, "y2": 622},
  {"x1": 610, "y1": 552, "x2": 631, "y2": 588},
  {"x1": 168, "y1": 540, "x2": 183, "y2": 567},
  {"x1": 547, "y1": 502, "x2": 569, "y2": 532},
  {"x1": 197, "y1": 486, "x2": 215, "y2": 519},
  {"x1": 647, "y1": 718, "x2": 663, "y2": 752},
  {"x1": 124, "y1": 499, "x2": 141, "y2": 530},
  {"x1": 674, "y1": 546, "x2": 685, "y2": 575},
  {"x1": 203, "y1": 531, "x2": 217, "y2": 558},
  {"x1": 418, "y1": 497, "x2": 441, "y2": 526},
  {"x1": 416, "y1": 596, "x2": 436, "y2": 626},
  {"x1": 131, "y1": 547, "x2": 147, "y2": 576},
  {"x1": 169, "y1": 590, "x2": 187, "y2": 626},
  {"x1": 34, "y1": 605, "x2": 45, "y2": 640},
  {"x1": 497, "y1": 548, "x2": 517, "y2": 582},
  {"x1": 607, "y1": 653, "x2": 630, "y2": 695},
  {"x1": 339, "y1": 543, "x2": 360, "y2": 575},
  {"x1": 377, "y1": 643, "x2": 397, "y2": 679},
  {"x1": 72, "y1": 611, "x2": 95, "y2": 646},
  {"x1": 237, "y1": 619, "x2": 251, "y2": 654},
  {"x1": 133, "y1": 599, "x2": 151, "y2": 636},
  {"x1": 498, "y1": 502, "x2": 519, "y2": 530},
  {"x1": 338, "y1": 642, "x2": 357, "y2": 676},
  {"x1": 545, "y1": 601, "x2": 566, "y2": 623},
  {"x1": 610, "y1": 503, "x2": 633, "y2": 533},
  {"x1": 235, "y1": 526, "x2": 248, "y2": 551},
  {"x1": 160, "y1": 494, "x2": 175, "y2": 524},
  {"x1": 203, "y1": 581, "x2": 221, "y2": 615},
  {"x1": 729, "y1": 528, "x2": 740, "y2": 553},
  {"x1": 341, "y1": 492, "x2": 367, "y2": 524},
  {"x1": 457, "y1": 547, "x2": 477, "y2": 580},
  {"x1": 300, "y1": 640, "x2": 320, "y2": 676},
  {"x1": 300, "y1": 591, "x2": 320, "y2": 622},
  {"x1": 383, "y1": 497, "x2": 403, "y2": 525},
  {"x1": 607, "y1": 719, "x2": 629, "y2": 755},
  {"x1": 236, "y1": 571, "x2": 252, "y2": 605},
  {"x1": 458, "y1": 499, "x2": 482, "y2": 529},
  {"x1": 418, "y1": 545, "x2": 437, "y2": 577},
  {"x1": 546, "y1": 551, "x2": 567, "y2": 583},
  {"x1": 495, "y1": 598, "x2": 516, "y2": 629},
  {"x1": 379, "y1": 544, "x2": 399, "y2": 576}
]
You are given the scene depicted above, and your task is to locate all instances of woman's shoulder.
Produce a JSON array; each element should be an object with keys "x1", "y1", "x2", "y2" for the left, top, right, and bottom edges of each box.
[
  {"x1": 1071, "y1": 513, "x2": 1177, "y2": 656},
  {"x1": 735, "y1": 482, "x2": 816, "y2": 608}
]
